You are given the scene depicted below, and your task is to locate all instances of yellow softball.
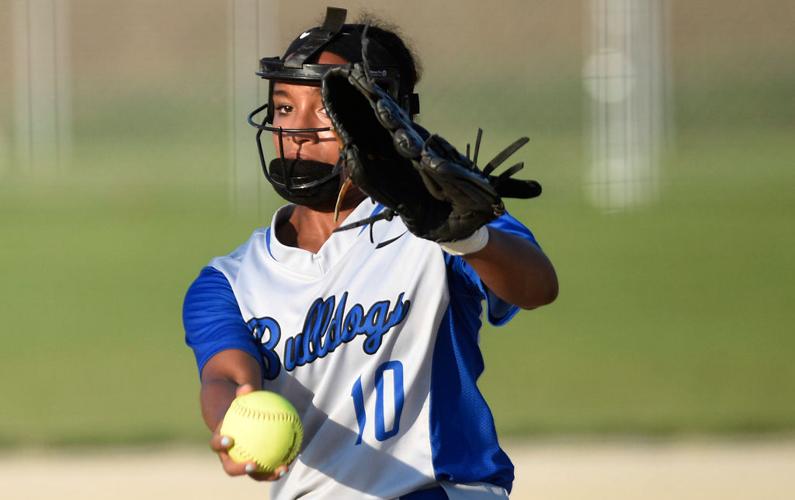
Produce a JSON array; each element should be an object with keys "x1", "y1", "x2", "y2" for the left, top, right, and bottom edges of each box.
[{"x1": 220, "y1": 391, "x2": 303, "y2": 474}]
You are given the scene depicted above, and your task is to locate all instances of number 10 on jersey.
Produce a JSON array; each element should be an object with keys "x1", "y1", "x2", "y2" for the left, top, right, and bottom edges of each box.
[{"x1": 350, "y1": 360, "x2": 405, "y2": 445}]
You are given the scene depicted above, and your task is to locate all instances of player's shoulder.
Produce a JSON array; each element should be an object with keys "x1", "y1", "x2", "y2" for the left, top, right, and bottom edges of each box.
[{"x1": 207, "y1": 227, "x2": 268, "y2": 282}]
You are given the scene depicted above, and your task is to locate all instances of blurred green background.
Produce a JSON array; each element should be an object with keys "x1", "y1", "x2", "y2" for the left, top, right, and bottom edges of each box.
[{"x1": 1, "y1": 0, "x2": 793, "y2": 447}]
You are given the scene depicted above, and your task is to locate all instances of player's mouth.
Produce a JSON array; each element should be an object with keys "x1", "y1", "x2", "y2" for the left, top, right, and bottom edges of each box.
[{"x1": 281, "y1": 154, "x2": 326, "y2": 163}]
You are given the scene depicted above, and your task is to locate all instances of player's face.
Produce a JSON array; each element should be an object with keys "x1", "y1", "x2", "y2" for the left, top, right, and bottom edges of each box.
[{"x1": 271, "y1": 52, "x2": 346, "y2": 166}]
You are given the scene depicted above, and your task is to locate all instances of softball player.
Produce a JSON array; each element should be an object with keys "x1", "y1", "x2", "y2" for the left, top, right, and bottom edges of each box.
[{"x1": 184, "y1": 8, "x2": 557, "y2": 499}]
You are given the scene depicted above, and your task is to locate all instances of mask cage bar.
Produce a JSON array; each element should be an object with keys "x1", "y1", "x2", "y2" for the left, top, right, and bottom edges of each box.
[{"x1": 249, "y1": 103, "x2": 342, "y2": 193}]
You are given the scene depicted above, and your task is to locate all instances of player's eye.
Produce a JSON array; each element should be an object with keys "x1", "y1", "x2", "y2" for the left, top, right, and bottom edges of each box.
[{"x1": 275, "y1": 104, "x2": 293, "y2": 115}]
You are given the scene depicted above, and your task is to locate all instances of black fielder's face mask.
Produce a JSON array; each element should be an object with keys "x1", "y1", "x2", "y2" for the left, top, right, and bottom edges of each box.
[
  {"x1": 249, "y1": 97, "x2": 344, "y2": 212},
  {"x1": 246, "y1": 6, "x2": 419, "y2": 211},
  {"x1": 266, "y1": 156, "x2": 343, "y2": 212}
]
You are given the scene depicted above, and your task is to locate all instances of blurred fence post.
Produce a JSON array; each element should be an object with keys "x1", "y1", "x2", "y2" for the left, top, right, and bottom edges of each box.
[
  {"x1": 584, "y1": 0, "x2": 672, "y2": 211},
  {"x1": 228, "y1": 0, "x2": 280, "y2": 215},
  {"x1": 12, "y1": 0, "x2": 71, "y2": 178}
]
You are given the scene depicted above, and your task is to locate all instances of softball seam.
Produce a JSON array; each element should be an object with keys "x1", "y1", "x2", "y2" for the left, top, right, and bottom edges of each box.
[{"x1": 232, "y1": 400, "x2": 303, "y2": 425}]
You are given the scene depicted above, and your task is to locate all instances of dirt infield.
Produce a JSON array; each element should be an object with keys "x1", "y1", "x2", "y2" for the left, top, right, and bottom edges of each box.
[{"x1": 2, "y1": 440, "x2": 794, "y2": 499}]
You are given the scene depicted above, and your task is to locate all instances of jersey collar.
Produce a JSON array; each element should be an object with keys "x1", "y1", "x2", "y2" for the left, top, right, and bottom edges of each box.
[{"x1": 264, "y1": 198, "x2": 382, "y2": 278}]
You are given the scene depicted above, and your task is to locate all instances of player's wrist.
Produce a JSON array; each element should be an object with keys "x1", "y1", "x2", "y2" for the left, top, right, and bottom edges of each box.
[{"x1": 438, "y1": 226, "x2": 490, "y2": 256}]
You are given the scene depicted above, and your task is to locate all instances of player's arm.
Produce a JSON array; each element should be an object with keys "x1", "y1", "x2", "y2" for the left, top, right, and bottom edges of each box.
[
  {"x1": 200, "y1": 349, "x2": 263, "y2": 431},
  {"x1": 201, "y1": 349, "x2": 287, "y2": 481},
  {"x1": 463, "y1": 226, "x2": 558, "y2": 310}
]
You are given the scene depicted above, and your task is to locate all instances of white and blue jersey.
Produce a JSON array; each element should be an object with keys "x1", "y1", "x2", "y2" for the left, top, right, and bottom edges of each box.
[{"x1": 183, "y1": 198, "x2": 539, "y2": 499}]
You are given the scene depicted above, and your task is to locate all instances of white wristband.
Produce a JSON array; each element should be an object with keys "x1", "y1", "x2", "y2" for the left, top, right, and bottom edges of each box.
[{"x1": 438, "y1": 226, "x2": 490, "y2": 256}]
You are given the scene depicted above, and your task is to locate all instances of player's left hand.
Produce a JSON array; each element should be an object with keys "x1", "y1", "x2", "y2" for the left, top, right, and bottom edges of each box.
[{"x1": 210, "y1": 384, "x2": 290, "y2": 482}]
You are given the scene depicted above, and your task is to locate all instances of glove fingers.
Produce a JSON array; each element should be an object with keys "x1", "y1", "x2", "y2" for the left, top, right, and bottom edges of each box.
[
  {"x1": 419, "y1": 159, "x2": 498, "y2": 209},
  {"x1": 417, "y1": 166, "x2": 448, "y2": 201},
  {"x1": 450, "y1": 179, "x2": 498, "y2": 208},
  {"x1": 393, "y1": 128, "x2": 424, "y2": 158},
  {"x1": 421, "y1": 147, "x2": 498, "y2": 199},
  {"x1": 492, "y1": 177, "x2": 542, "y2": 199}
]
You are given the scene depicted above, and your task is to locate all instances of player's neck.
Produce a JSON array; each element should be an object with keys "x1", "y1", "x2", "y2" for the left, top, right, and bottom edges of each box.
[{"x1": 278, "y1": 194, "x2": 366, "y2": 253}]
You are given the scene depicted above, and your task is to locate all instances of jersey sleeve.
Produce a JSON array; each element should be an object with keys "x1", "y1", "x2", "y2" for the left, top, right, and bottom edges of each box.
[
  {"x1": 445, "y1": 212, "x2": 541, "y2": 326},
  {"x1": 183, "y1": 266, "x2": 264, "y2": 378}
]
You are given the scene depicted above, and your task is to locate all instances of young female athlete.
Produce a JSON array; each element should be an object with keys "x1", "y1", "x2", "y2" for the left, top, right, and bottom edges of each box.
[{"x1": 184, "y1": 8, "x2": 558, "y2": 499}]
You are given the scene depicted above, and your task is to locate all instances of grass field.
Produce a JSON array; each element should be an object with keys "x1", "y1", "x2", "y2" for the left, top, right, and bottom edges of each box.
[{"x1": 1, "y1": 85, "x2": 794, "y2": 447}]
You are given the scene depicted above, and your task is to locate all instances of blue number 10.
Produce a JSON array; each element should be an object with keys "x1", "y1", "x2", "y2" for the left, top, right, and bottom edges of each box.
[{"x1": 350, "y1": 360, "x2": 404, "y2": 445}]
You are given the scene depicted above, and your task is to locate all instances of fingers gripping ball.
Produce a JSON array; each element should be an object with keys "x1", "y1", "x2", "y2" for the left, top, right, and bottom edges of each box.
[{"x1": 220, "y1": 391, "x2": 303, "y2": 474}]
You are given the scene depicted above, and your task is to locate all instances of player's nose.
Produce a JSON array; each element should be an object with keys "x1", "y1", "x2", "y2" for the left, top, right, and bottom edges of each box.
[
  {"x1": 287, "y1": 111, "x2": 323, "y2": 144},
  {"x1": 289, "y1": 130, "x2": 318, "y2": 146}
]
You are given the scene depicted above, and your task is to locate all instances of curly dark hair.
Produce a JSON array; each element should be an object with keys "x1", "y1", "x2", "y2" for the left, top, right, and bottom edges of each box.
[{"x1": 353, "y1": 12, "x2": 422, "y2": 94}]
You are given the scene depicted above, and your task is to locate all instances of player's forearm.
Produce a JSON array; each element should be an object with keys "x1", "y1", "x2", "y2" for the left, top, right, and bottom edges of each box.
[
  {"x1": 463, "y1": 227, "x2": 558, "y2": 309},
  {"x1": 199, "y1": 350, "x2": 264, "y2": 430},
  {"x1": 200, "y1": 378, "x2": 242, "y2": 431}
]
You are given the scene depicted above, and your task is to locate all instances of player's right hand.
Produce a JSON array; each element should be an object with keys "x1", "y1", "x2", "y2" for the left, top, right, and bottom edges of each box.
[{"x1": 210, "y1": 384, "x2": 290, "y2": 482}]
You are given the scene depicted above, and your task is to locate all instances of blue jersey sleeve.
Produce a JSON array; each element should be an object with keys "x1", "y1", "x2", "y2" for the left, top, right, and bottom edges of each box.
[
  {"x1": 183, "y1": 266, "x2": 264, "y2": 378},
  {"x1": 445, "y1": 212, "x2": 540, "y2": 326}
]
